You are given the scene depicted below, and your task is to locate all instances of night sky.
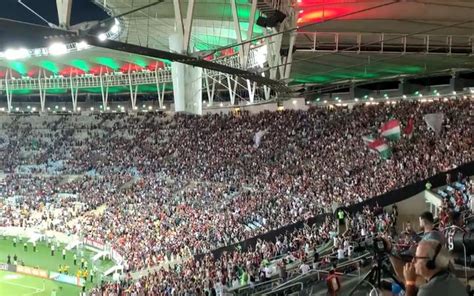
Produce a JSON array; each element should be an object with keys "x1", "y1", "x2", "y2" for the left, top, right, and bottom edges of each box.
[{"x1": 0, "y1": 0, "x2": 108, "y2": 26}]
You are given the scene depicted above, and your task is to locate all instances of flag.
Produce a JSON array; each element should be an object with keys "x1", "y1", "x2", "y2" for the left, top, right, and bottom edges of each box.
[
  {"x1": 362, "y1": 135, "x2": 375, "y2": 146},
  {"x1": 380, "y1": 119, "x2": 401, "y2": 141},
  {"x1": 404, "y1": 118, "x2": 414, "y2": 136},
  {"x1": 368, "y1": 138, "x2": 392, "y2": 159},
  {"x1": 423, "y1": 113, "x2": 444, "y2": 135},
  {"x1": 253, "y1": 129, "x2": 268, "y2": 148}
]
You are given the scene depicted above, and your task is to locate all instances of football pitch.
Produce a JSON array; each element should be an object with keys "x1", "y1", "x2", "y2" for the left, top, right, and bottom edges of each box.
[
  {"x1": 0, "y1": 270, "x2": 80, "y2": 296},
  {"x1": 0, "y1": 237, "x2": 115, "y2": 296}
]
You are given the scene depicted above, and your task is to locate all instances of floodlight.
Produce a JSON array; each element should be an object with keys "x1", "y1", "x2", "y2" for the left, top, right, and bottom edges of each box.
[
  {"x1": 98, "y1": 33, "x2": 107, "y2": 41},
  {"x1": 111, "y1": 25, "x2": 119, "y2": 34},
  {"x1": 49, "y1": 43, "x2": 67, "y2": 56},
  {"x1": 4, "y1": 48, "x2": 30, "y2": 60},
  {"x1": 76, "y1": 41, "x2": 89, "y2": 51}
]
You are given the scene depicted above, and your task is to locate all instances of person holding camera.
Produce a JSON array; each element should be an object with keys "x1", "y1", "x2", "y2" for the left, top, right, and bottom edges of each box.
[{"x1": 402, "y1": 239, "x2": 467, "y2": 296}]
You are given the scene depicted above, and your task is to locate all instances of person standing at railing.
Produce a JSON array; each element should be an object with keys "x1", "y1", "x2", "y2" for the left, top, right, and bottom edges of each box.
[{"x1": 326, "y1": 269, "x2": 341, "y2": 296}]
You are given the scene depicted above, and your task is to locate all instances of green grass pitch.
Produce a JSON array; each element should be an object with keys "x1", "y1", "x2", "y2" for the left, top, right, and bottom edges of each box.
[{"x1": 0, "y1": 237, "x2": 116, "y2": 296}]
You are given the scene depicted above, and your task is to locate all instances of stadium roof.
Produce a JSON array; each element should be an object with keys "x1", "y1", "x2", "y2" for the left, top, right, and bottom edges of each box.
[{"x1": 0, "y1": 0, "x2": 474, "y2": 97}]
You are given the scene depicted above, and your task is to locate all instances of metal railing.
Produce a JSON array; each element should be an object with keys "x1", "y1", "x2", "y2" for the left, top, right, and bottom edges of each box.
[{"x1": 296, "y1": 32, "x2": 474, "y2": 55}]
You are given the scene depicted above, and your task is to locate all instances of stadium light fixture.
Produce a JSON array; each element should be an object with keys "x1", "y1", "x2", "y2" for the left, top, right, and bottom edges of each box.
[
  {"x1": 76, "y1": 41, "x2": 89, "y2": 51},
  {"x1": 111, "y1": 24, "x2": 120, "y2": 34},
  {"x1": 4, "y1": 48, "x2": 30, "y2": 60},
  {"x1": 98, "y1": 33, "x2": 107, "y2": 41},
  {"x1": 49, "y1": 42, "x2": 67, "y2": 56}
]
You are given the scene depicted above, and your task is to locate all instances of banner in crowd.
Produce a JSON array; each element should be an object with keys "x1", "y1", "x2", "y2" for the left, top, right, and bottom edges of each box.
[
  {"x1": 0, "y1": 262, "x2": 16, "y2": 272},
  {"x1": 84, "y1": 238, "x2": 105, "y2": 251},
  {"x1": 16, "y1": 265, "x2": 49, "y2": 279},
  {"x1": 423, "y1": 113, "x2": 444, "y2": 134},
  {"x1": 50, "y1": 271, "x2": 85, "y2": 287},
  {"x1": 368, "y1": 138, "x2": 392, "y2": 159},
  {"x1": 253, "y1": 129, "x2": 268, "y2": 148},
  {"x1": 404, "y1": 118, "x2": 415, "y2": 136},
  {"x1": 362, "y1": 135, "x2": 375, "y2": 146},
  {"x1": 380, "y1": 119, "x2": 401, "y2": 140}
]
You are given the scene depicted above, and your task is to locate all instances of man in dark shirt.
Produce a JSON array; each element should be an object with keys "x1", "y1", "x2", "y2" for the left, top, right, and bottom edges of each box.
[{"x1": 402, "y1": 239, "x2": 467, "y2": 296}]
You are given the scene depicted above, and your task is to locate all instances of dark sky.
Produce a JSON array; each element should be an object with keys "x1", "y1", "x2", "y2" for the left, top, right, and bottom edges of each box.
[{"x1": 0, "y1": 0, "x2": 108, "y2": 26}]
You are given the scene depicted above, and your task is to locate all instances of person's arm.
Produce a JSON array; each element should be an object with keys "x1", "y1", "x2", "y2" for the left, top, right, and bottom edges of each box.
[
  {"x1": 403, "y1": 263, "x2": 419, "y2": 296},
  {"x1": 405, "y1": 281, "x2": 418, "y2": 296}
]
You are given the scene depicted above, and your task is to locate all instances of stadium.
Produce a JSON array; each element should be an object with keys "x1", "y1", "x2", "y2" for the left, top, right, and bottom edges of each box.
[{"x1": 0, "y1": 0, "x2": 472, "y2": 295}]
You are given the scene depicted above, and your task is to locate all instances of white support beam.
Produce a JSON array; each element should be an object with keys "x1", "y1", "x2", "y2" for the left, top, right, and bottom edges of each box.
[
  {"x1": 283, "y1": 32, "x2": 296, "y2": 80},
  {"x1": 38, "y1": 69, "x2": 47, "y2": 112},
  {"x1": 99, "y1": 74, "x2": 109, "y2": 110},
  {"x1": 246, "y1": 79, "x2": 256, "y2": 103},
  {"x1": 69, "y1": 76, "x2": 79, "y2": 112},
  {"x1": 242, "y1": 0, "x2": 257, "y2": 68},
  {"x1": 128, "y1": 70, "x2": 139, "y2": 110},
  {"x1": 183, "y1": 0, "x2": 196, "y2": 53},
  {"x1": 173, "y1": 0, "x2": 185, "y2": 40},
  {"x1": 159, "y1": 83, "x2": 166, "y2": 109},
  {"x1": 230, "y1": 0, "x2": 244, "y2": 66},
  {"x1": 155, "y1": 69, "x2": 166, "y2": 109},
  {"x1": 5, "y1": 69, "x2": 12, "y2": 112},
  {"x1": 203, "y1": 69, "x2": 216, "y2": 106},
  {"x1": 56, "y1": 0, "x2": 73, "y2": 28}
]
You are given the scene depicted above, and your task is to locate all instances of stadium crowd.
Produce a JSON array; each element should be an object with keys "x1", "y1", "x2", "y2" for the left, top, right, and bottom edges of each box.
[{"x1": 0, "y1": 99, "x2": 472, "y2": 293}]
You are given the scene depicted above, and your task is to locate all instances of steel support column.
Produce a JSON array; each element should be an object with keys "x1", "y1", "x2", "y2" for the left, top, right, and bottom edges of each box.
[
  {"x1": 70, "y1": 75, "x2": 79, "y2": 112},
  {"x1": 99, "y1": 73, "x2": 109, "y2": 110},
  {"x1": 38, "y1": 69, "x2": 47, "y2": 112},
  {"x1": 230, "y1": 0, "x2": 244, "y2": 66},
  {"x1": 5, "y1": 69, "x2": 12, "y2": 112},
  {"x1": 246, "y1": 79, "x2": 256, "y2": 103},
  {"x1": 242, "y1": 0, "x2": 257, "y2": 68},
  {"x1": 128, "y1": 70, "x2": 138, "y2": 110}
]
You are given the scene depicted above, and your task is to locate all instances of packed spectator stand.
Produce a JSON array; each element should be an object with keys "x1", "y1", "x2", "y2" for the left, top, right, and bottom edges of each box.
[{"x1": 0, "y1": 98, "x2": 472, "y2": 295}]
